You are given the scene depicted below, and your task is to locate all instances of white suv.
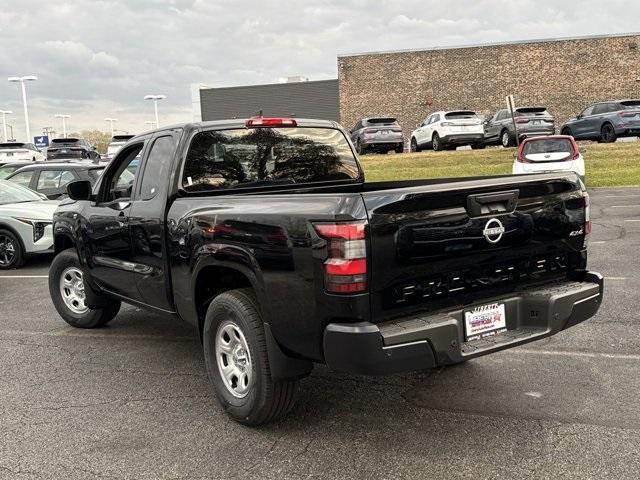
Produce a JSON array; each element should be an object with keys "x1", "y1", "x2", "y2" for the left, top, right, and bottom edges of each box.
[{"x1": 410, "y1": 110, "x2": 485, "y2": 151}]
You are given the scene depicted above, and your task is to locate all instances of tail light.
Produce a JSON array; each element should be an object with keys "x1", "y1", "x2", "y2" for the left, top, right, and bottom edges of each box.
[
  {"x1": 363, "y1": 128, "x2": 377, "y2": 134},
  {"x1": 571, "y1": 139, "x2": 581, "y2": 160},
  {"x1": 584, "y1": 192, "x2": 591, "y2": 240},
  {"x1": 245, "y1": 117, "x2": 297, "y2": 128},
  {"x1": 390, "y1": 127, "x2": 402, "y2": 132},
  {"x1": 515, "y1": 143, "x2": 530, "y2": 163},
  {"x1": 619, "y1": 111, "x2": 640, "y2": 118},
  {"x1": 313, "y1": 222, "x2": 367, "y2": 294},
  {"x1": 516, "y1": 118, "x2": 530, "y2": 124}
]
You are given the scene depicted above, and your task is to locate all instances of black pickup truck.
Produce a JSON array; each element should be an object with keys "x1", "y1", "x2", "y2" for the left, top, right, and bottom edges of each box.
[{"x1": 49, "y1": 117, "x2": 603, "y2": 425}]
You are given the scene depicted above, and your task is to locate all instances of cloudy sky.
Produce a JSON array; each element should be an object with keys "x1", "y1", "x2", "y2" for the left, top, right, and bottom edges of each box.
[{"x1": 0, "y1": 0, "x2": 638, "y2": 140}]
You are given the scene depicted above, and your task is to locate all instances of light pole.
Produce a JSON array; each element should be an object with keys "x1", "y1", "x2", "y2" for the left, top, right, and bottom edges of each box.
[
  {"x1": 0, "y1": 110, "x2": 12, "y2": 142},
  {"x1": 104, "y1": 118, "x2": 118, "y2": 137},
  {"x1": 54, "y1": 114, "x2": 70, "y2": 138},
  {"x1": 8, "y1": 75, "x2": 37, "y2": 142},
  {"x1": 144, "y1": 94, "x2": 166, "y2": 127}
]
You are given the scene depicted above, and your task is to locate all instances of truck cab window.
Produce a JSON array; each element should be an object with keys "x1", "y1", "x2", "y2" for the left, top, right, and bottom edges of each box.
[
  {"x1": 103, "y1": 144, "x2": 144, "y2": 202},
  {"x1": 139, "y1": 135, "x2": 176, "y2": 200}
]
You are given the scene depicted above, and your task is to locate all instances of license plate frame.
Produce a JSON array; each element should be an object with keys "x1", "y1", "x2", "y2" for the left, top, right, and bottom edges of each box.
[{"x1": 464, "y1": 302, "x2": 507, "y2": 341}]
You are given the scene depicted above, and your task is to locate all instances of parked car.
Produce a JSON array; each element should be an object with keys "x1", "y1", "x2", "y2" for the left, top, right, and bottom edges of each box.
[
  {"x1": 5, "y1": 162, "x2": 104, "y2": 199},
  {"x1": 0, "y1": 142, "x2": 45, "y2": 162},
  {"x1": 349, "y1": 117, "x2": 403, "y2": 154},
  {"x1": 410, "y1": 110, "x2": 485, "y2": 151},
  {"x1": 48, "y1": 116, "x2": 602, "y2": 425},
  {"x1": 105, "y1": 134, "x2": 135, "y2": 161},
  {"x1": 0, "y1": 179, "x2": 58, "y2": 269},
  {"x1": 512, "y1": 135, "x2": 585, "y2": 180},
  {"x1": 560, "y1": 100, "x2": 640, "y2": 143},
  {"x1": 46, "y1": 138, "x2": 101, "y2": 161},
  {"x1": 0, "y1": 161, "x2": 32, "y2": 179},
  {"x1": 484, "y1": 107, "x2": 555, "y2": 147}
]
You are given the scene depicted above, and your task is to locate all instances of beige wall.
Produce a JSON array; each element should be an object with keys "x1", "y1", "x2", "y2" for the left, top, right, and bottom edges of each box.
[{"x1": 338, "y1": 35, "x2": 640, "y2": 140}]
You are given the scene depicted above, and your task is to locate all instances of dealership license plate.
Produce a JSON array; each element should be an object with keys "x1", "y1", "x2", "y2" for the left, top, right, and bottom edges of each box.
[
  {"x1": 531, "y1": 120, "x2": 541, "y2": 125},
  {"x1": 464, "y1": 303, "x2": 507, "y2": 341}
]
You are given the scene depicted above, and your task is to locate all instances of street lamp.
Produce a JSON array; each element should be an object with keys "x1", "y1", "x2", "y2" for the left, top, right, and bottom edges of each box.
[
  {"x1": 54, "y1": 114, "x2": 70, "y2": 138},
  {"x1": 144, "y1": 94, "x2": 166, "y2": 127},
  {"x1": 8, "y1": 75, "x2": 37, "y2": 142},
  {"x1": 0, "y1": 110, "x2": 12, "y2": 142},
  {"x1": 104, "y1": 118, "x2": 118, "y2": 137}
]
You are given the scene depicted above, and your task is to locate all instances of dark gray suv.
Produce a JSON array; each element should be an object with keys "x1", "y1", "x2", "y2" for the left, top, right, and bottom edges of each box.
[
  {"x1": 561, "y1": 100, "x2": 640, "y2": 143},
  {"x1": 349, "y1": 117, "x2": 403, "y2": 154},
  {"x1": 484, "y1": 107, "x2": 555, "y2": 147}
]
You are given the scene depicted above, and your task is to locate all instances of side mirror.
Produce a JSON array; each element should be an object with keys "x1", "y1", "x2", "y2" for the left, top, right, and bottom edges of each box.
[{"x1": 67, "y1": 180, "x2": 92, "y2": 201}]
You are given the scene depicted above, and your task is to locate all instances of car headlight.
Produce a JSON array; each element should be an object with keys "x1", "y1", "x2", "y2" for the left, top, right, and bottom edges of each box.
[{"x1": 14, "y1": 218, "x2": 52, "y2": 242}]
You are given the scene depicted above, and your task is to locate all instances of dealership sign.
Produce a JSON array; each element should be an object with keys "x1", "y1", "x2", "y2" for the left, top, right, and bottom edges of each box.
[{"x1": 34, "y1": 135, "x2": 49, "y2": 148}]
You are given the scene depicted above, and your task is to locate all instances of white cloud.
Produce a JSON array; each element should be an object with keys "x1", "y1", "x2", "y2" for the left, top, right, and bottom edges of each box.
[{"x1": 0, "y1": 0, "x2": 638, "y2": 140}]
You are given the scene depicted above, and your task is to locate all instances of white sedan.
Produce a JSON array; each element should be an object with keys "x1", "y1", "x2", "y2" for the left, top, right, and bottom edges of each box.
[
  {"x1": 0, "y1": 180, "x2": 58, "y2": 269},
  {"x1": 512, "y1": 135, "x2": 585, "y2": 180},
  {"x1": 0, "y1": 142, "x2": 45, "y2": 162}
]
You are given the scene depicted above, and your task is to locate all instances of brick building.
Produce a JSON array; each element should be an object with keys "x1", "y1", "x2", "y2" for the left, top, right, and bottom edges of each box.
[{"x1": 338, "y1": 33, "x2": 640, "y2": 140}]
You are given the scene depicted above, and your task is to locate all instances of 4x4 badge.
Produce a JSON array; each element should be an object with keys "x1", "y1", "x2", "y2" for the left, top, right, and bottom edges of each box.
[{"x1": 483, "y1": 218, "x2": 505, "y2": 244}]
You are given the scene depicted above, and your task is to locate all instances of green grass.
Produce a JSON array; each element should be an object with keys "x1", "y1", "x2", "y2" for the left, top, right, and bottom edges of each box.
[{"x1": 360, "y1": 142, "x2": 640, "y2": 187}]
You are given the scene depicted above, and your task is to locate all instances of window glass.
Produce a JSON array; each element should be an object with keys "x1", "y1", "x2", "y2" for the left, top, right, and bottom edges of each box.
[
  {"x1": 431, "y1": 114, "x2": 440, "y2": 123},
  {"x1": 37, "y1": 170, "x2": 76, "y2": 189},
  {"x1": 183, "y1": 127, "x2": 359, "y2": 192},
  {"x1": 103, "y1": 144, "x2": 144, "y2": 202},
  {"x1": 8, "y1": 171, "x2": 33, "y2": 187},
  {"x1": 581, "y1": 106, "x2": 594, "y2": 117},
  {"x1": 592, "y1": 104, "x2": 607, "y2": 115},
  {"x1": 0, "y1": 179, "x2": 43, "y2": 204},
  {"x1": 0, "y1": 166, "x2": 22, "y2": 179},
  {"x1": 139, "y1": 135, "x2": 176, "y2": 200}
]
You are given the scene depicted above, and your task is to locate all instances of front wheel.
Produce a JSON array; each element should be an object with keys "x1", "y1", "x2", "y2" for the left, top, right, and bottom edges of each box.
[
  {"x1": 203, "y1": 289, "x2": 299, "y2": 426},
  {"x1": 410, "y1": 137, "x2": 420, "y2": 152},
  {"x1": 0, "y1": 229, "x2": 24, "y2": 269},
  {"x1": 49, "y1": 249, "x2": 121, "y2": 328},
  {"x1": 501, "y1": 130, "x2": 514, "y2": 148},
  {"x1": 561, "y1": 127, "x2": 573, "y2": 137}
]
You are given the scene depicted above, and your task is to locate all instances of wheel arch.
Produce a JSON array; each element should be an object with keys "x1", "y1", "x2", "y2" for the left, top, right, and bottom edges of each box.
[{"x1": 0, "y1": 222, "x2": 26, "y2": 255}]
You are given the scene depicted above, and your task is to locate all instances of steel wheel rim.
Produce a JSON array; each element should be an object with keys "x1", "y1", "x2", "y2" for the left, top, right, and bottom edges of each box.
[
  {"x1": 215, "y1": 320, "x2": 253, "y2": 398},
  {"x1": 0, "y1": 235, "x2": 16, "y2": 266},
  {"x1": 502, "y1": 131, "x2": 510, "y2": 147},
  {"x1": 59, "y1": 266, "x2": 89, "y2": 314}
]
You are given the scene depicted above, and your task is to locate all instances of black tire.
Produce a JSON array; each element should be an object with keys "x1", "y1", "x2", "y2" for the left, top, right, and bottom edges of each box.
[
  {"x1": 600, "y1": 123, "x2": 617, "y2": 143},
  {"x1": 203, "y1": 288, "x2": 298, "y2": 426},
  {"x1": 394, "y1": 145, "x2": 404, "y2": 154},
  {"x1": 471, "y1": 143, "x2": 486, "y2": 150},
  {"x1": 0, "y1": 229, "x2": 24, "y2": 269},
  {"x1": 432, "y1": 133, "x2": 443, "y2": 151},
  {"x1": 355, "y1": 139, "x2": 365, "y2": 155},
  {"x1": 48, "y1": 249, "x2": 121, "y2": 328},
  {"x1": 561, "y1": 127, "x2": 573, "y2": 137},
  {"x1": 410, "y1": 137, "x2": 420, "y2": 152},
  {"x1": 501, "y1": 129, "x2": 514, "y2": 148}
]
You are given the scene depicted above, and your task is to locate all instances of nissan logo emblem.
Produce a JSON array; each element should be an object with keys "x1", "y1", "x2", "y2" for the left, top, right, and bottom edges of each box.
[{"x1": 483, "y1": 218, "x2": 505, "y2": 244}]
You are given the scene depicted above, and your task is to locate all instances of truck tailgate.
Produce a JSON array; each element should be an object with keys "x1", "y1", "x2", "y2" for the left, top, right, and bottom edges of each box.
[{"x1": 361, "y1": 174, "x2": 588, "y2": 322}]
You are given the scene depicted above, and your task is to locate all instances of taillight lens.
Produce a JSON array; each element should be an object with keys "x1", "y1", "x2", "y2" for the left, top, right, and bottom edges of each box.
[
  {"x1": 584, "y1": 193, "x2": 591, "y2": 242},
  {"x1": 516, "y1": 118, "x2": 530, "y2": 124},
  {"x1": 313, "y1": 222, "x2": 367, "y2": 294},
  {"x1": 245, "y1": 117, "x2": 297, "y2": 128}
]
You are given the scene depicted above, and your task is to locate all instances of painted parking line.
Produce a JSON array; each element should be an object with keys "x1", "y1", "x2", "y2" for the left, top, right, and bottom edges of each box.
[
  {"x1": 605, "y1": 277, "x2": 628, "y2": 281},
  {"x1": 0, "y1": 329, "x2": 196, "y2": 342},
  {"x1": 590, "y1": 241, "x2": 607, "y2": 244},
  {"x1": 625, "y1": 219, "x2": 640, "y2": 222},
  {"x1": 611, "y1": 205, "x2": 640, "y2": 208},
  {"x1": 0, "y1": 275, "x2": 48, "y2": 278},
  {"x1": 601, "y1": 194, "x2": 640, "y2": 198},
  {"x1": 513, "y1": 348, "x2": 640, "y2": 362}
]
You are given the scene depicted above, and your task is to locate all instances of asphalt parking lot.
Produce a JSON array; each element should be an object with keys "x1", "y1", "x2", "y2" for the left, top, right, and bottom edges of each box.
[{"x1": 1, "y1": 187, "x2": 639, "y2": 479}]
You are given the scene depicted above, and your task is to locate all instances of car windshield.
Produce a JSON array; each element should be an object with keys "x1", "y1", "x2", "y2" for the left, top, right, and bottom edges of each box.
[
  {"x1": 182, "y1": 127, "x2": 360, "y2": 192},
  {"x1": 0, "y1": 143, "x2": 28, "y2": 150},
  {"x1": 0, "y1": 165, "x2": 26, "y2": 179},
  {"x1": 523, "y1": 138, "x2": 573, "y2": 155},
  {"x1": 0, "y1": 179, "x2": 44, "y2": 204}
]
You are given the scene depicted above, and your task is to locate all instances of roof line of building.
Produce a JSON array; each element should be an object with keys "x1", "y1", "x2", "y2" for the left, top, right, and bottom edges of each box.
[
  {"x1": 200, "y1": 78, "x2": 337, "y2": 92},
  {"x1": 338, "y1": 31, "x2": 640, "y2": 58}
]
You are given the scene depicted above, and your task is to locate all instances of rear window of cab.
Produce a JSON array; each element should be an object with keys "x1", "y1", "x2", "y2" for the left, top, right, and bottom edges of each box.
[{"x1": 181, "y1": 127, "x2": 360, "y2": 192}]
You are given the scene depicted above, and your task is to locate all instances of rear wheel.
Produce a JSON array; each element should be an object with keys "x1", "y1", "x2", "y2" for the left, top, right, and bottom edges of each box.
[
  {"x1": 410, "y1": 137, "x2": 420, "y2": 152},
  {"x1": 203, "y1": 289, "x2": 299, "y2": 426},
  {"x1": 0, "y1": 229, "x2": 24, "y2": 270},
  {"x1": 49, "y1": 249, "x2": 121, "y2": 328},
  {"x1": 394, "y1": 144, "x2": 404, "y2": 154},
  {"x1": 432, "y1": 133, "x2": 443, "y2": 151},
  {"x1": 600, "y1": 123, "x2": 617, "y2": 143},
  {"x1": 355, "y1": 139, "x2": 365, "y2": 155}
]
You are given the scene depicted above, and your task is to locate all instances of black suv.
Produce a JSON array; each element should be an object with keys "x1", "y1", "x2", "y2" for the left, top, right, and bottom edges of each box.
[
  {"x1": 561, "y1": 100, "x2": 640, "y2": 143},
  {"x1": 46, "y1": 138, "x2": 101, "y2": 161}
]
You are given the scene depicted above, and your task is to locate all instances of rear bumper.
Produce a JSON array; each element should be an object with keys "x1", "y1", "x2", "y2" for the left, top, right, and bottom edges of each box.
[
  {"x1": 323, "y1": 272, "x2": 603, "y2": 375},
  {"x1": 517, "y1": 127, "x2": 555, "y2": 138},
  {"x1": 440, "y1": 133, "x2": 484, "y2": 145}
]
